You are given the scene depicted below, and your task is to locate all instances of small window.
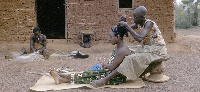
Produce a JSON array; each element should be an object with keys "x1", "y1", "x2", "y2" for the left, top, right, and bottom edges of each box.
[{"x1": 119, "y1": 0, "x2": 133, "y2": 9}]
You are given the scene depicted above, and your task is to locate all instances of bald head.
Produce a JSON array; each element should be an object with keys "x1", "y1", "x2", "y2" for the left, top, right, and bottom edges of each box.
[{"x1": 134, "y1": 6, "x2": 147, "y2": 18}]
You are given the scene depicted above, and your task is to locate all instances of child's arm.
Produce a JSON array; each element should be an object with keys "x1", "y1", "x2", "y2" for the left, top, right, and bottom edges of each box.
[
  {"x1": 39, "y1": 35, "x2": 47, "y2": 52},
  {"x1": 30, "y1": 35, "x2": 36, "y2": 52}
]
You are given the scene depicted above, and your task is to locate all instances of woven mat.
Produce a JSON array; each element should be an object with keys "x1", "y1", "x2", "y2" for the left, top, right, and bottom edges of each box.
[{"x1": 30, "y1": 73, "x2": 145, "y2": 91}]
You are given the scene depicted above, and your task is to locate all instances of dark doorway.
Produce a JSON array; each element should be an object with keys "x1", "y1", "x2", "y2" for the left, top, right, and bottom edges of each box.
[{"x1": 36, "y1": 0, "x2": 65, "y2": 39}]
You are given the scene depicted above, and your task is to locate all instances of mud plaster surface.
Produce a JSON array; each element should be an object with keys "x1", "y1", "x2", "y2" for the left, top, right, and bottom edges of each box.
[{"x1": 0, "y1": 27, "x2": 200, "y2": 92}]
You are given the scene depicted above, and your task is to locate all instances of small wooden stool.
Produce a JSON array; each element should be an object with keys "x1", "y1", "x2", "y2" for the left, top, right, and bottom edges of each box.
[
  {"x1": 141, "y1": 55, "x2": 170, "y2": 83},
  {"x1": 79, "y1": 30, "x2": 94, "y2": 48}
]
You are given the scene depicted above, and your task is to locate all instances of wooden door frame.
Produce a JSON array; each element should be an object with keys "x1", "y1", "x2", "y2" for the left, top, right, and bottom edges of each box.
[{"x1": 34, "y1": 0, "x2": 67, "y2": 39}]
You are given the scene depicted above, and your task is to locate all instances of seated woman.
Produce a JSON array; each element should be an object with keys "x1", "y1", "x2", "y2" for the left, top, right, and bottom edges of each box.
[
  {"x1": 92, "y1": 6, "x2": 169, "y2": 85},
  {"x1": 49, "y1": 25, "x2": 131, "y2": 87},
  {"x1": 117, "y1": 6, "x2": 169, "y2": 82}
]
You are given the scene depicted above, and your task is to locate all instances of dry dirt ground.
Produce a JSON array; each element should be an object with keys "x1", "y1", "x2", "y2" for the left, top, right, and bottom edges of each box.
[{"x1": 0, "y1": 27, "x2": 200, "y2": 92}]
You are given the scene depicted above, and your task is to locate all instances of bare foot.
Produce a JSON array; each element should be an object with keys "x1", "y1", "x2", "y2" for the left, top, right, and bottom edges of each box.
[
  {"x1": 49, "y1": 69, "x2": 60, "y2": 85},
  {"x1": 91, "y1": 79, "x2": 106, "y2": 88}
]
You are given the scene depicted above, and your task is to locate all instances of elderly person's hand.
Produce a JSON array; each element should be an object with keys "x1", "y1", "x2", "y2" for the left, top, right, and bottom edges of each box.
[{"x1": 117, "y1": 21, "x2": 128, "y2": 27}]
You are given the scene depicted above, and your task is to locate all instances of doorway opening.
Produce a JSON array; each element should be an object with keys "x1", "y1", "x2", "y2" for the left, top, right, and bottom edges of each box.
[{"x1": 36, "y1": 0, "x2": 65, "y2": 39}]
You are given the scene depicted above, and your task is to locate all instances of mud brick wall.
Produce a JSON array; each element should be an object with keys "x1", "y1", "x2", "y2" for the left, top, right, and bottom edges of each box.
[
  {"x1": 66, "y1": 0, "x2": 176, "y2": 43},
  {"x1": 0, "y1": 0, "x2": 175, "y2": 43},
  {"x1": 145, "y1": 0, "x2": 176, "y2": 43},
  {"x1": 0, "y1": 0, "x2": 35, "y2": 43}
]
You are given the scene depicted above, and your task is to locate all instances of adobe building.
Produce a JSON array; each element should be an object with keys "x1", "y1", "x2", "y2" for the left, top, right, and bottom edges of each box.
[{"x1": 0, "y1": 0, "x2": 176, "y2": 44}]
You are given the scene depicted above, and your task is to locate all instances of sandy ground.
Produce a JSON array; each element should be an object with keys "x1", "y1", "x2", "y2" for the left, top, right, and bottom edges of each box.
[{"x1": 0, "y1": 27, "x2": 200, "y2": 92}]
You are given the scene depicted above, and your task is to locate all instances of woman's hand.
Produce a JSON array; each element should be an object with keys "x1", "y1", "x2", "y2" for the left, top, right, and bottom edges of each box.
[
  {"x1": 118, "y1": 21, "x2": 127, "y2": 27},
  {"x1": 102, "y1": 63, "x2": 113, "y2": 71},
  {"x1": 102, "y1": 63, "x2": 108, "y2": 69}
]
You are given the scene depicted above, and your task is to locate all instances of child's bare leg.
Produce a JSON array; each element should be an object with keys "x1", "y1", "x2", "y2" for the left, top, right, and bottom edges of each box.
[
  {"x1": 49, "y1": 69, "x2": 71, "y2": 85},
  {"x1": 91, "y1": 68, "x2": 119, "y2": 88}
]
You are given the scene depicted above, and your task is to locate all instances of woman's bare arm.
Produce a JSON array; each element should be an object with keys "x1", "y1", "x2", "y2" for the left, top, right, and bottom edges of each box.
[
  {"x1": 118, "y1": 21, "x2": 153, "y2": 43},
  {"x1": 30, "y1": 35, "x2": 36, "y2": 52},
  {"x1": 130, "y1": 23, "x2": 138, "y2": 29},
  {"x1": 39, "y1": 35, "x2": 47, "y2": 52}
]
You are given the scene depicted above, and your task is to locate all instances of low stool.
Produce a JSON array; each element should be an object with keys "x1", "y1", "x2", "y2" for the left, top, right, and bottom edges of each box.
[
  {"x1": 143, "y1": 55, "x2": 170, "y2": 83},
  {"x1": 79, "y1": 30, "x2": 94, "y2": 48}
]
